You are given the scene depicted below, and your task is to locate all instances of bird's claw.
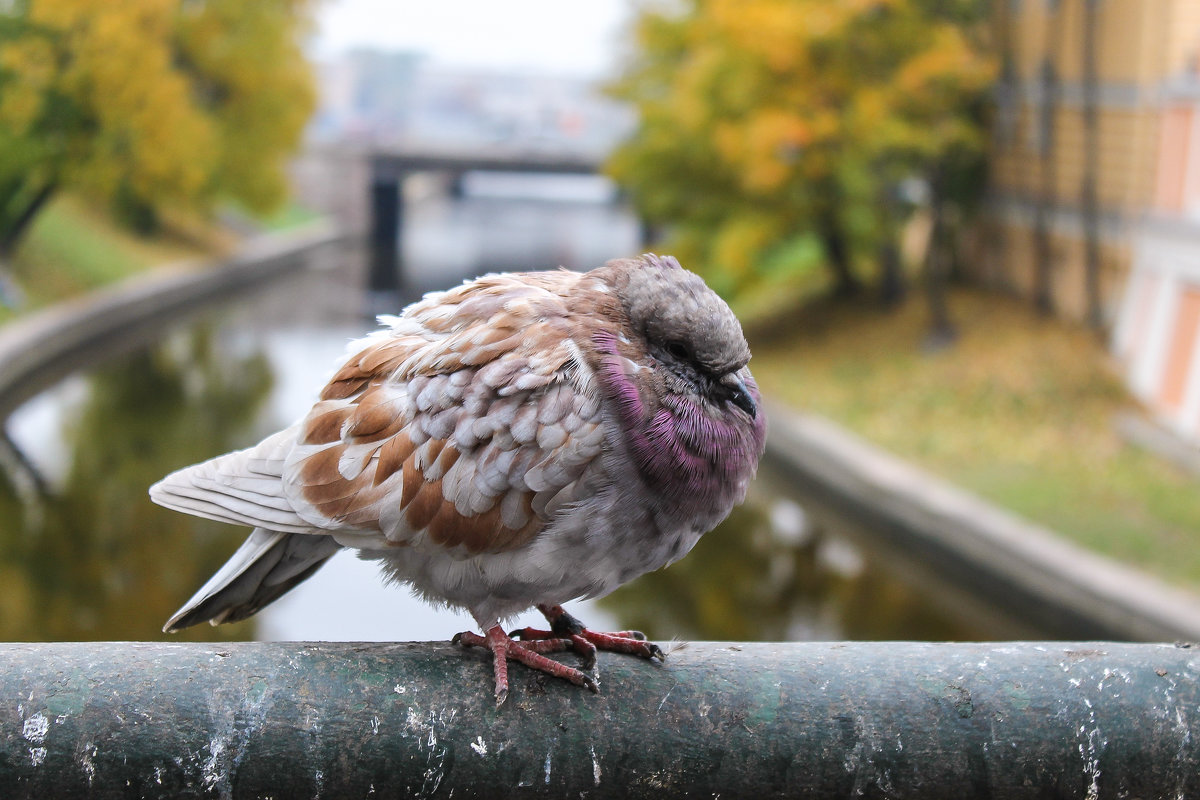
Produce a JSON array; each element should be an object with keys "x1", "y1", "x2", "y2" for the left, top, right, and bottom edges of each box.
[
  {"x1": 456, "y1": 614, "x2": 660, "y2": 704},
  {"x1": 456, "y1": 625, "x2": 599, "y2": 705}
]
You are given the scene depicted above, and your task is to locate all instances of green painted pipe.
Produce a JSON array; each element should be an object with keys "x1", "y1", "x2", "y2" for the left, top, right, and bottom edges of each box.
[{"x1": 2, "y1": 641, "x2": 1197, "y2": 798}]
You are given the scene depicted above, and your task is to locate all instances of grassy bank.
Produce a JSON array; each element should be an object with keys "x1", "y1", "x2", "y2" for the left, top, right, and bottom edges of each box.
[
  {"x1": 3, "y1": 196, "x2": 227, "y2": 323},
  {"x1": 749, "y1": 287, "x2": 1200, "y2": 588}
]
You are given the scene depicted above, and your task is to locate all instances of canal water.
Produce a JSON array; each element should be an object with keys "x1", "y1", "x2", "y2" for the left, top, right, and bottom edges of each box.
[{"x1": 0, "y1": 179, "x2": 1036, "y2": 644}]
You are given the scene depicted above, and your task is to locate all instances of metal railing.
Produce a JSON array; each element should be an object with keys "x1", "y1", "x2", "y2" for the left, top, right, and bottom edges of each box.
[{"x1": 2, "y1": 640, "x2": 1197, "y2": 798}]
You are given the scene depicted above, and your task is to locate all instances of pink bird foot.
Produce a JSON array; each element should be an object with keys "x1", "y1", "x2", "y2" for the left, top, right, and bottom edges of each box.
[
  {"x1": 510, "y1": 604, "x2": 666, "y2": 670},
  {"x1": 453, "y1": 624, "x2": 598, "y2": 706}
]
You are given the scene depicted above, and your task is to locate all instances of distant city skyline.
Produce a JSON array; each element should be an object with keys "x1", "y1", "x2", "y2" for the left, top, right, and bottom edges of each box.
[
  {"x1": 308, "y1": 48, "x2": 634, "y2": 153},
  {"x1": 311, "y1": 0, "x2": 634, "y2": 78}
]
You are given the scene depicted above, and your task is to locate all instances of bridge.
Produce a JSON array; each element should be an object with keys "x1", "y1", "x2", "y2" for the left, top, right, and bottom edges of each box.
[
  {"x1": 370, "y1": 145, "x2": 604, "y2": 179},
  {"x1": 363, "y1": 144, "x2": 621, "y2": 304}
]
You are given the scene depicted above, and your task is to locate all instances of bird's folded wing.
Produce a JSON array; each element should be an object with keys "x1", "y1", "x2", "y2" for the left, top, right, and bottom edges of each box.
[
  {"x1": 149, "y1": 429, "x2": 321, "y2": 534},
  {"x1": 153, "y1": 269, "x2": 615, "y2": 556},
  {"x1": 284, "y1": 366, "x2": 608, "y2": 554},
  {"x1": 279, "y1": 274, "x2": 614, "y2": 557}
]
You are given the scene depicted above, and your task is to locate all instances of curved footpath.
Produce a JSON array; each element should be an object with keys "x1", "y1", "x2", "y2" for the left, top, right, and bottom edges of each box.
[{"x1": 0, "y1": 227, "x2": 1196, "y2": 642}]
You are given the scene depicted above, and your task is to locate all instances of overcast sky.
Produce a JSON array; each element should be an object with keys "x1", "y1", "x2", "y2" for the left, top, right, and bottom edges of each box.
[{"x1": 312, "y1": 0, "x2": 635, "y2": 77}]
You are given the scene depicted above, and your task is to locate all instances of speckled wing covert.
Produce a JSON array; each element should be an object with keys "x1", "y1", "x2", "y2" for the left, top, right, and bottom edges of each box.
[{"x1": 150, "y1": 270, "x2": 612, "y2": 569}]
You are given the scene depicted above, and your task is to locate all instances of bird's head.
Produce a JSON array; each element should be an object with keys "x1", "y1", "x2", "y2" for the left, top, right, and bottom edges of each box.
[{"x1": 601, "y1": 253, "x2": 758, "y2": 421}]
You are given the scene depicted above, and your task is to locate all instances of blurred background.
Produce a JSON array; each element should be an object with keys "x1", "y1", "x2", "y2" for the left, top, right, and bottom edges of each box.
[{"x1": 1, "y1": 0, "x2": 1198, "y2": 644}]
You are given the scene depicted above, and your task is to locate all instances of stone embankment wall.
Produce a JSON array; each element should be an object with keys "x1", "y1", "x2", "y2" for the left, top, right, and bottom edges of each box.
[
  {"x1": 0, "y1": 222, "x2": 346, "y2": 420},
  {"x1": 765, "y1": 405, "x2": 1200, "y2": 642}
]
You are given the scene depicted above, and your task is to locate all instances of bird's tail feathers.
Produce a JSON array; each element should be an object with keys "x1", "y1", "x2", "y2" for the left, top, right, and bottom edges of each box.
[{"x1": 164, "y1": 528, "x2": 342, "y2": 632}]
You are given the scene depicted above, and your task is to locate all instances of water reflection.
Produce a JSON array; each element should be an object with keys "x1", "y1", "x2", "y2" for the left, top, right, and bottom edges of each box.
[
  {"x1": 0, "y1": 330, "x2": 270, "y2": 641},
  {"x1": 598, "y1": 491, "x2": 983, "y2": 643}
]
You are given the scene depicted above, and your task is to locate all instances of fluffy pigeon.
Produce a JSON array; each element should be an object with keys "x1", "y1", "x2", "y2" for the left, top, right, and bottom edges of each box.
[{"x1": 151, "y1": 254, "x2": 766, "y2": 704}]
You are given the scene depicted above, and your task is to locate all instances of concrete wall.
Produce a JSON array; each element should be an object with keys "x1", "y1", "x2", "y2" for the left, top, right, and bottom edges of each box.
[
  {"x1": 0, "y1": 222, "x2": 347, "y2": 421},
  {"x1": 764, "y1": 403, "x2": 1200, "y2": 642},
  {"x1": 289, "y1": 148, "x2": 372, "y2": 234}
]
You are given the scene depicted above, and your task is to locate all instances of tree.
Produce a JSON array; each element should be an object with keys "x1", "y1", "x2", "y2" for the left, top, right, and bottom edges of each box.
[
  {"x1": 0, "y1": 0, "x2": 315, "y2": 281},
  {"x1": 607, "y1": 0, "x2": 994, "y2": 307}
]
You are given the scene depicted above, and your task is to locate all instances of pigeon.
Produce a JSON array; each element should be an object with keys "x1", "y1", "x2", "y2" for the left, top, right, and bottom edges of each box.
[{"x1": 150, "y1": 253, "x2": 767, "y2": 704}]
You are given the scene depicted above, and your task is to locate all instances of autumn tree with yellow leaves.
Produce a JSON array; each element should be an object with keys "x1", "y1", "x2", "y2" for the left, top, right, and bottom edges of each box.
[
  {"x1": 608, "y1": 0, "x2": 995, "y2": 310},
  {"x1": 0, "y1": 0, "x2": 315, "y2": 266}
]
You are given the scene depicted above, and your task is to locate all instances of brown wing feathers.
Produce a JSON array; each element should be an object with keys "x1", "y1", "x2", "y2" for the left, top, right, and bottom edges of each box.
[{"x1": 280, "y1": 271, "x2": 607, "y2": 557}]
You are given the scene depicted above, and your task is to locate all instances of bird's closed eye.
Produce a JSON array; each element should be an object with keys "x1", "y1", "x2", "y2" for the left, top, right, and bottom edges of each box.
[{"x1": 664, "y1": 340, "x2": 691, "y2": 361}]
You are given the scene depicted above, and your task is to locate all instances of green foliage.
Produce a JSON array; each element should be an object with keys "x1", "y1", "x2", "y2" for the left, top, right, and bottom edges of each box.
[
  {"x1": 0, "y1": 0, "x2": 315, "y2": 255},
  {"x1": 607, "y1": 0, "x2": 995, "y2": 298},
  {"x1": 0, "y1": 194, "x2": 215, "y2": 324},
  {"x1": 19, "y1": 198, "x2": 155, "y2": 290}
]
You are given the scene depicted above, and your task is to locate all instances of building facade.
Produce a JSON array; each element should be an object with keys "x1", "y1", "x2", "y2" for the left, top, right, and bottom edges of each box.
[{"x1": 983, "y1": 0, "x2": 1200, "y2": 441}]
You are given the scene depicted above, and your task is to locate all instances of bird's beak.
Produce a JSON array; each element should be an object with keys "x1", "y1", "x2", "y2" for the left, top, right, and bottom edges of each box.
[{"x1": 723, "y1": 373, "x2": 757, "y2": 419}]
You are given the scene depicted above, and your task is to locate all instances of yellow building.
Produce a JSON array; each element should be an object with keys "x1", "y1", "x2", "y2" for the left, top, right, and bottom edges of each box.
[{"x1": 983, "y1": 0, "x2": 1200, "y2": 439}]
